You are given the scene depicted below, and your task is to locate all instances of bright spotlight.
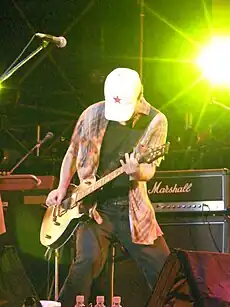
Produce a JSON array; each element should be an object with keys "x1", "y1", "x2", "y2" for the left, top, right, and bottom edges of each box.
[{"x1": 196, "y1": 36, "x2": 230, "y2": 85}]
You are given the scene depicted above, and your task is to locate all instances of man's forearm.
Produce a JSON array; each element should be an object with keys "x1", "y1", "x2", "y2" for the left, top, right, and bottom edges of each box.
[
  {"x1": 138, "y1": 163, "x2": 156, "y2": 181},
  {"x1": 58, "y1": 143, "x2": 77, "y2": 190},
  {"x1": 130, "y1": 163, "x2": 156, "y2": 182}
]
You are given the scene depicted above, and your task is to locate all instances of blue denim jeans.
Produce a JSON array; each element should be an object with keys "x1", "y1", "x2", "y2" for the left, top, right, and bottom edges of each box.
[{"x1": 58, "y1": 198, "x2": 170, "y2": 307}]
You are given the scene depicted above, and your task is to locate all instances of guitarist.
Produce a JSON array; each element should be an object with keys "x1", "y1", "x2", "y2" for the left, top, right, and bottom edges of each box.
[{"x1": 46, "y1": 68, "x2": 170, "y2": 306}]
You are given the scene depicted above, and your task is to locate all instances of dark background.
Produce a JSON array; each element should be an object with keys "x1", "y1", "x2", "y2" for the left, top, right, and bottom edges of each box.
[{"x1": 1, "y1": 0, "x2": 230, "y2": 304}]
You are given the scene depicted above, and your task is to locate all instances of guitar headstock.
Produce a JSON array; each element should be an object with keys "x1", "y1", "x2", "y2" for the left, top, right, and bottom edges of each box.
[{"x1": 137, "y1": 142, "x2": 170, "y2": 164}]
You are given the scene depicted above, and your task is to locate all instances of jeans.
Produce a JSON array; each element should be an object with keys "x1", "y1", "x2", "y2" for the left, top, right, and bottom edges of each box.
[{"x1": 58, "y1": 198, "x2": 170, "y2": 307}]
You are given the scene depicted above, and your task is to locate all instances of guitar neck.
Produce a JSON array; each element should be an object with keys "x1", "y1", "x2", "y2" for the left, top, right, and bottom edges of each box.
[
  {"x1": 76, "y1": 166, "x2": 124, "y2": 202},
  {"x1": 74, "y1": 142, "x2": 169, "y2": 203}
]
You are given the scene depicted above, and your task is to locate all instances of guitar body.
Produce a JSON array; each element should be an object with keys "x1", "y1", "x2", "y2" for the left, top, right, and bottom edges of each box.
[{"x1": 40, "y1": 184, "x2": 89, "y2": 249}]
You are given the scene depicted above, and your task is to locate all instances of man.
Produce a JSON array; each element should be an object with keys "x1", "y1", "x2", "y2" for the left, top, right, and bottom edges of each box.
[{"x1": 46, "y1": 67, "x2": 170, "y2": 306}]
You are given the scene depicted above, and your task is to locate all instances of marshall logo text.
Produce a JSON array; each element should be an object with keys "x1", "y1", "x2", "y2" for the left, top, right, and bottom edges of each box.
[{"x1": 148, "y1": 181, "x2": 192, "y2": 194}]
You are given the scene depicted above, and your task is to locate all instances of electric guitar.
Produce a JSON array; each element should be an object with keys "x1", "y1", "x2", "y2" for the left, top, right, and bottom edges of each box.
[{"x1": 40, "y1": 142, "x2": 170, "y2": 249}]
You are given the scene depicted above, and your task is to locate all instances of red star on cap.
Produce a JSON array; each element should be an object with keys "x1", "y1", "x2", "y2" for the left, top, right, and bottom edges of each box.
[{"x1": 113, "y1": 96, "x2": 121, "y2": 103}]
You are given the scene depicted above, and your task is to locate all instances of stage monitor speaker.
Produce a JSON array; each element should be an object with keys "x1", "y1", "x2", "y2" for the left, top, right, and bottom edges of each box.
[
  {"x1": 147, "y1": 249, "x2": 230, "y2": 307},
  {"x1": 0, "y1": 245, "x2": 39, "y2": 307},
  {"x1": 157, "y1": 213, "x2": 230, "y2": 253}
]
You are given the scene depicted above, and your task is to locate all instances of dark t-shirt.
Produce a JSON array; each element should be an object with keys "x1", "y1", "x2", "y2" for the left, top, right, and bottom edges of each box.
[{"x1": 97, "y1": 111, "x2": 155, "y2": 200}]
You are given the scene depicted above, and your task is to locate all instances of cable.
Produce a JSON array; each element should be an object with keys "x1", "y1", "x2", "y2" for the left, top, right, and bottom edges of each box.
[{"x1": 202, "y1": 204, "x2": 222, "y2": 253}]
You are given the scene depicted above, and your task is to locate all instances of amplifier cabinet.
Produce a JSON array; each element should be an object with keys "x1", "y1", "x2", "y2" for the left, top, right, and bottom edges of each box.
[
  {"x1": 157, "y1": 212, "x2": 230, "y2": 253},
  {"x1": 148, "y1": 168, "x2": 230, "y2": 212}
]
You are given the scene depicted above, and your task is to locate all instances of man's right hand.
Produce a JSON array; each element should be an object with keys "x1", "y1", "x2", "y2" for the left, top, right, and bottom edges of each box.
[{"x1": 46, "y1": 187, "x2": 67, "y2": 206}]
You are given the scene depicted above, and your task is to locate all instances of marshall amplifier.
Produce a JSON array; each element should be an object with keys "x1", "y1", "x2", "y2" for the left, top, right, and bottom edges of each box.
[
  {"x1": 147, "y1": 169, "x2": 230, "y2": 253},
  {"x1": 147, "y1": 168, "x2": 230, "y2": 213}
]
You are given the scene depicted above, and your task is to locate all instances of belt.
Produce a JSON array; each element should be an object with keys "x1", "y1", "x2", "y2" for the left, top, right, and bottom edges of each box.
[
  {"x1": 111, "y1": 198, "x2": 128, "y2": 206},
  {"x1": 99, "y1": 196, "x2": 128, "y2": 207}
]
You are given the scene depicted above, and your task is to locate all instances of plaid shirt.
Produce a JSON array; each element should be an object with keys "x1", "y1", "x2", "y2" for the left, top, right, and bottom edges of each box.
[{"x1": 71, "y1": 99, "x2": 168, "y2": 244}]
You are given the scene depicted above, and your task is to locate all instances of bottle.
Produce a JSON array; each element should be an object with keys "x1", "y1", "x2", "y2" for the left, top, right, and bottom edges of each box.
[
  {"x1": 75, "y1": 295, "x2": 85, "y2": 307},
  {"x1": 112, "y1": 296, "x2": 122, "y2": 307},
  {"x1": 94, "y1": 296, "x2": 106, "y2": 307}
]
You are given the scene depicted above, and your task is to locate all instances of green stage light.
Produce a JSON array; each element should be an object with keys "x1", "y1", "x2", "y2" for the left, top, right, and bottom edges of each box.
[{"x1": 196, "y1": 36, "x2": 230, "y2": 85}]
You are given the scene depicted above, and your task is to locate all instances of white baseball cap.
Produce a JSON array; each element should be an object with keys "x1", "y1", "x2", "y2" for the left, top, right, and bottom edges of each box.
[{"x1": 104, "y1": 68, "x2": 142, "y2": 121}]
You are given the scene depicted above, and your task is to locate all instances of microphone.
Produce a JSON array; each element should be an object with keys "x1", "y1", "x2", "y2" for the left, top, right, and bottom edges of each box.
[
  {"x1": 35, "y1": 32, "x2": 67, "y2": 48},
  {"x1": 38, "y1": 132, "x2": 54, "y2": 146}
]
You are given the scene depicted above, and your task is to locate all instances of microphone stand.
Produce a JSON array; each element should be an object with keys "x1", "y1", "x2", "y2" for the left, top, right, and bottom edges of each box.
[
  {"x1": 0, "y1": 38, "x2": 51, "y2": 173},
  {"x1": 9, "y1": 140, "x2": 44, "y2": 175},
  {"x1": 0, "y1": 40, "x2": 49, "y2": 83}
]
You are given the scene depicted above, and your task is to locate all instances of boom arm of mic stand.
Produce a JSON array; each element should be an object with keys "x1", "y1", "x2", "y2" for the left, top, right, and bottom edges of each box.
[
  {"x1": 0, "y1": 41, "x2": 49, "y2": 84},
  {"x1": 9, "y1": 143, "x2": 41, "y2": 175}
]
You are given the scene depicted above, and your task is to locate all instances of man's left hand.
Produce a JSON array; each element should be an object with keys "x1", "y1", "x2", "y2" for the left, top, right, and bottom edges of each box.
[{"x1": 120, "y1": 152, "x2": 156, "y2": 181}]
